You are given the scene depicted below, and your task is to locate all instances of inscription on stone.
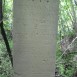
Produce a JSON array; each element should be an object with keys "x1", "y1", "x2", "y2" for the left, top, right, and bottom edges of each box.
[{"x1": 32, "y1": 0, "x2": 49, "y2": 2}]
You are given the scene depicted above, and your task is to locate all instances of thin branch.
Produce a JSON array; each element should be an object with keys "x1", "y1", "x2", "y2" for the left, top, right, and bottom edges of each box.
[{"x1": 56, "y1": 36, "x2": 77, "y2": 63}]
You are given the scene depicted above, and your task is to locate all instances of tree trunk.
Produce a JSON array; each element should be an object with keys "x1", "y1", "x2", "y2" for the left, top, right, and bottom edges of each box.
[
  {"x1": 0, "y1": 0, "x2": 2, "y2": 21},
  {"x1": 13, "y1": 0, "x2": 59, "y2": 77}
]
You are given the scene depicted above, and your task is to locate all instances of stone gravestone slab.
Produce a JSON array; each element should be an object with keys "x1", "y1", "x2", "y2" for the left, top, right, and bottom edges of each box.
[{"x1": 13, "y1": 0, "x2": 59, "y2": 77}]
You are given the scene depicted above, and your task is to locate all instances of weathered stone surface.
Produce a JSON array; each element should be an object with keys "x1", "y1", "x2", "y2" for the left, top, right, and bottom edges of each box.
[{"x1": 13, "y1": 0, "x2": 59, "y2": 77}]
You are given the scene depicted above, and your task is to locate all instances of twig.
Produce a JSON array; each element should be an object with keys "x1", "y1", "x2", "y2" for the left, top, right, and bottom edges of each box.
[{"x1": 56, "y1": 36, "x2": 77, "y2": 63}]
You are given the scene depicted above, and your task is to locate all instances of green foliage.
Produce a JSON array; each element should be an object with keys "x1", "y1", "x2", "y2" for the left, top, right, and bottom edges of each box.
[
  {"x1": 0, "y1": 0, "x2": 13, "y2": 77},
  {"x1": 56, "y1": 0, "x2": 77, "y2": 77},
  {"x1": 58, "y1": 0, "x2": 73, "y2": 40}
]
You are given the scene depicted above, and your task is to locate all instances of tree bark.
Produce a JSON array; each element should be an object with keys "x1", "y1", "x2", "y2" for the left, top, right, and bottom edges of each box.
[
  {"x1": 13, "y1": 0, "x2": 59, "y2": 77},
  {"x1": 0, "y1": 0, "x2": 2, "y2": 21}
]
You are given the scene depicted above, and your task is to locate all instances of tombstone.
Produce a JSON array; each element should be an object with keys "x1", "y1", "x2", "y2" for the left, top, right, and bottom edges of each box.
[{"x1": 13, "y1": 0, "x2": 59, "y2": 77}]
